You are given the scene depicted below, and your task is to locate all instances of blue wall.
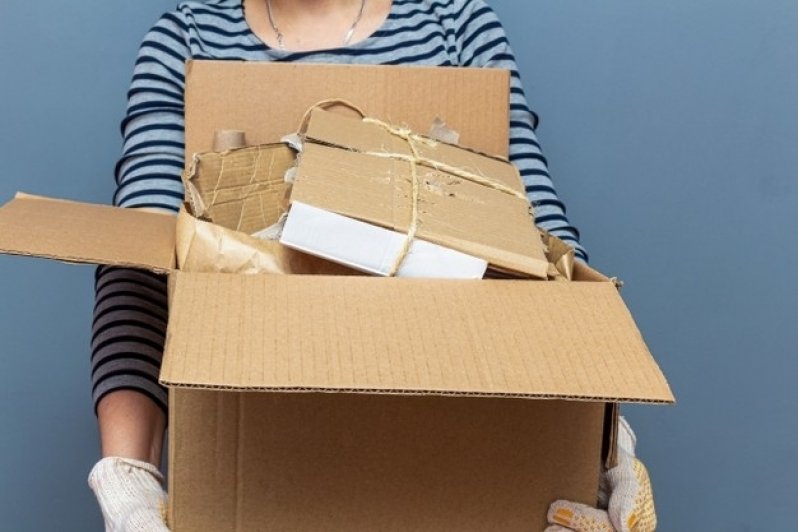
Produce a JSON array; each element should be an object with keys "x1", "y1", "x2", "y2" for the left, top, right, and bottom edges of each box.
[
  {"x1": 1, "y1": 1, "x2": 796, "y2": 530},
  {"x1": 492, "y1": 2, "x2": 798, "y2": 530}
]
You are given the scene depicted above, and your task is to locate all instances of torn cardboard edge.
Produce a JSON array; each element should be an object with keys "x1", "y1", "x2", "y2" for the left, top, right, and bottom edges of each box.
[
  {"x1": 182, "y1": 143, "x2": 295, "y2": 235},
  {"x1": 155, "y1": 383, "x2": 674, "y2": 405},
  {"x1": 175, "y1": 204, "x2": 290, "y2": 275}
]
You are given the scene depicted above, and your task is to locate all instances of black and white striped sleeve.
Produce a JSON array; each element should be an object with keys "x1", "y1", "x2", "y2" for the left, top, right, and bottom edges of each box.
[
  {"x1": 454, "y1": 0, "x2": 588, "y2": 262},
  {"x1": 114, "y1": 11, "x2": 190, "y2": 211},
  {"x1": 91, "y1": 11, "x2": 192, "y2": 415}
]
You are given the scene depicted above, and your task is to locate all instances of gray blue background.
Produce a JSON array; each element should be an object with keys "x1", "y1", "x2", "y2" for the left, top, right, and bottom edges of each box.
[{"x1": 1, "y1": 1, "x2": 796, "y2": 530}]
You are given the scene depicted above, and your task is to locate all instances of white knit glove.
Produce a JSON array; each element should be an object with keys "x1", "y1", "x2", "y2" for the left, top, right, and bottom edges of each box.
[
  {"x1": 545, "y1": 417, "x2": 657, "y2": 532},
  {"x1": 88, "y1": 456, "x2": 169, "y2": 531}
]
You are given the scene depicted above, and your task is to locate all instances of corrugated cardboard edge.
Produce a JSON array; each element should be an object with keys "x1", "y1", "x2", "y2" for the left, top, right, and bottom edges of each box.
[
  {"x1": 0, "y1": 192, "x2": 176, "y2": 272},
  {"x1": 157, "y1": 384, "x2": 674, "y2": 405}
]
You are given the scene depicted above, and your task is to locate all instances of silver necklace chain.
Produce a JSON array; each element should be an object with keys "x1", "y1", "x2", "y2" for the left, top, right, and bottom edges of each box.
[{"x1": 266, "y1": 0, "x2": 368, "y2": 50}]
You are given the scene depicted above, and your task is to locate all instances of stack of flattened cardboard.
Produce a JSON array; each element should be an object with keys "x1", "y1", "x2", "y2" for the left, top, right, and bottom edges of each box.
[{"x1": 0, "y1": 61, "x2": 673, "y2": 531}]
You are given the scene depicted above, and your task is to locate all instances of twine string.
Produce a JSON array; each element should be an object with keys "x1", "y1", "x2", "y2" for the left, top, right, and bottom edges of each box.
[
  {"x1": 298, "y1": 99, "x2": 366, "y2": 135},
  {"x1": 366, "y1": 121, "x2": 423, "y2": 276}
]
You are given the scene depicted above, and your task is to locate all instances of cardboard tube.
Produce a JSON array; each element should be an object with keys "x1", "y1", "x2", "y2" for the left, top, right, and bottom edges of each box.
[{"x1": 213, "y1": 130, "x2": 247, "y2": 152}]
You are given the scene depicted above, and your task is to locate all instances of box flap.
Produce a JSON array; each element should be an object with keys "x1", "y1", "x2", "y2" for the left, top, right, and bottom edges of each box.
[
  {"x1": 184, "y1": 61, "x2": 510, "y2": 160},
  {"x1": 291, "y1": 109, "x2": 550, "y2": 278},
  {"x1": 161, "y1": 272, "x2": 674, "y2": 404},
  {"x1": 0, "y1": 193, "x2": 176, "y2": 271}
]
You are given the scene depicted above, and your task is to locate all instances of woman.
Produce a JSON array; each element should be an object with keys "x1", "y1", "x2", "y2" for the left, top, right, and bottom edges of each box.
[{"x1": 87, "y1": 1, "x2": 652, "y2": 530}]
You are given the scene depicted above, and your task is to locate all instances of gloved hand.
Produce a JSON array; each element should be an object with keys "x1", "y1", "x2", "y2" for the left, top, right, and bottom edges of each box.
[
  {"x1": 88, "y1": 456, "x2": 170, "y2": 531},
  {"x1": 545, "y1": 417, "x2": 656, "y2": 532}
]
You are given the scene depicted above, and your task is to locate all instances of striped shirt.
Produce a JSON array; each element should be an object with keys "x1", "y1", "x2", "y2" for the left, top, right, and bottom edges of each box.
[{"x1": 92, "y1": 0, "x2": 587, "y2": 413}]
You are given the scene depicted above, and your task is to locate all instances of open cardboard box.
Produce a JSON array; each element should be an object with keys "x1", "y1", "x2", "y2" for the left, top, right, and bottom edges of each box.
[{"x1": 0, "y1": 61, "x2": 673, "y2": 531}]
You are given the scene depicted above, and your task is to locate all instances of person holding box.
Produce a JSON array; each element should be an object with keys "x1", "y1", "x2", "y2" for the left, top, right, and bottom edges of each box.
[{"x1": 87, "y1": 1, "x2": 655, "y2": 530}]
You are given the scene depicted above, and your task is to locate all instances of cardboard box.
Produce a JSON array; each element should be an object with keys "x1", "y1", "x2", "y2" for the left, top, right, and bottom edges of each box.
[{"x1": 0, "y1": 61, "x2": 674, "y2": 531}]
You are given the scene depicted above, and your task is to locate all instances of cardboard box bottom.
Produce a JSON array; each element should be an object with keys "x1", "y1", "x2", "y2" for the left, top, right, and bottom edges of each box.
[{"x1": 168, "y1": 390, "x2": 605, "y2": 531}]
